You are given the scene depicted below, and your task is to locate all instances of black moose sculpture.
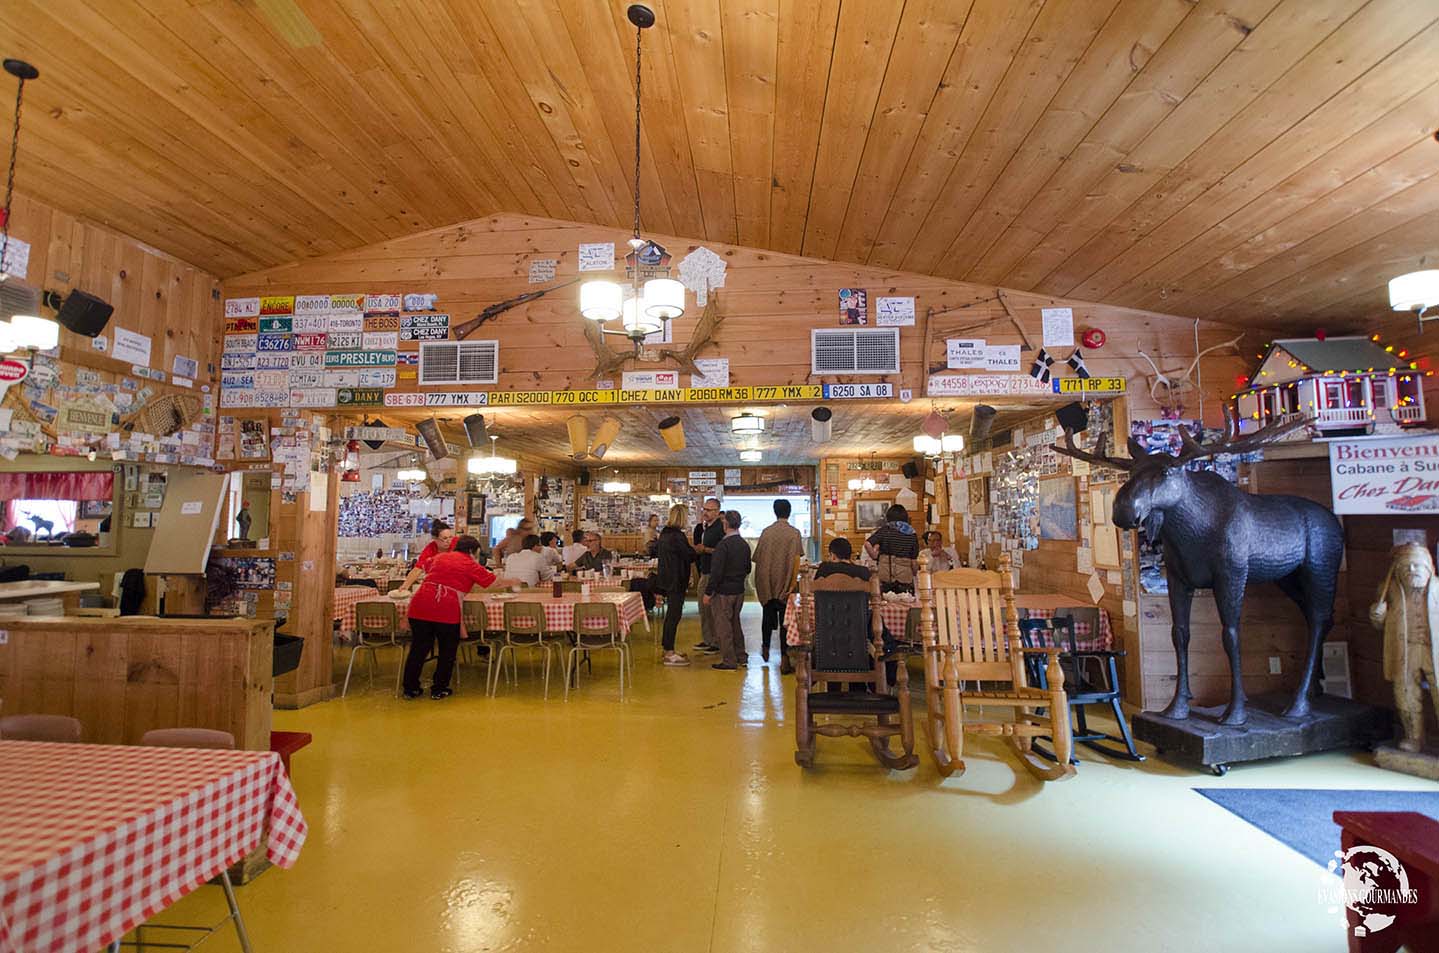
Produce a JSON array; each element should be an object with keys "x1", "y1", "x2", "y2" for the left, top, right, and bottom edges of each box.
[{"x1": 1056, "y1": 411, "x2": 1342, "y2": 726}]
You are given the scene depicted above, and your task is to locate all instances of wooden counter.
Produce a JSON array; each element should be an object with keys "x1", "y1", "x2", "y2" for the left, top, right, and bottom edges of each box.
[{"x1": 0, "y1": 615, "x2": 273, "y2": 750}]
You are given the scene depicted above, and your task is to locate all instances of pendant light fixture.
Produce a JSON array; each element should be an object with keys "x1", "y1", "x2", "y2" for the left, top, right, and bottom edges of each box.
[
  {"x1": 578, "y1": 5, "x2": 686, "y2": 348},
  {"x1": 468, "y1": 434, "x2": 517, "y2": 476},
  {"x1": 0, "y1": 59, "x2": 55, "y2": 353}
]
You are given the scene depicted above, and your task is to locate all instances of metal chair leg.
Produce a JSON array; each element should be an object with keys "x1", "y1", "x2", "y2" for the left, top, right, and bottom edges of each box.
[{"x1": 219, "y1": 870, "x2": 254, "y2": 953}]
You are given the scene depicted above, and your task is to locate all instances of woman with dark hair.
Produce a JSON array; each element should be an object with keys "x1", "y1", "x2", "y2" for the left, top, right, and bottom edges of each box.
[
  {"x1": 400, "y1": 519, "x2": 455, "y2": 590},
  {"x1": 402, "y1": 534, "x2": 519, "y2": 699},
  {"x1": 863, "y1": 503, "x2": 919, "y2": 593}
]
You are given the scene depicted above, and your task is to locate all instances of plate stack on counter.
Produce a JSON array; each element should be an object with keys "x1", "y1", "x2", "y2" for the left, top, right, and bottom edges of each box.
[{"x1": 24, "y1": 597, "x2": 65, "y2": 617}]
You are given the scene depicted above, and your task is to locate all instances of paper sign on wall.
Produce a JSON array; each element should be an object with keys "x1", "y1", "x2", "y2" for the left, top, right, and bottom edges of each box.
[
  {"x1": 528, "y1": 259, "x2": 558, "y2": 283},
  {"x1": 1, "y1": 235, "x2": 30, "y2": 279},
  {"x1": 691, "y1": 358, "x2": 729, "y2": 388},
  {"x1": 578, "y1": 243, "x2": 615, "y2": 272},
  {"x1": 1329, "y1": 434, "x2": 1439, "y2": 514},
  {"x1": 946, "y1": 339, "x2": 987, "y2": 369},
  {"x1": 180, "y1": 500, "x2": 203, "y2": 515},
  {"x1": 621, "y1": 370, "x2": 680, "y2": 390},
  {"x1": 1086, "y1": 573, "x2": 1105, "y2": 603},
  {"x1": 1041, "y1": 307, "x2": 1074, "y2": 348},
  {"x1": 983, "y1": 345, "x2": 1021, "y2": 372},
  {"x1": 875, "y1": 297, "x2": 915, "y2": 326},
  {"x1": 111, "y1": 328, "x2": 153, "y2": 367}
]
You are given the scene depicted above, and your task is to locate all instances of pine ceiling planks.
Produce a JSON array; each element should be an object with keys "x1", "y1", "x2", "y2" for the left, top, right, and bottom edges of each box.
[{"x1": 0, "y1": 0, "x2": 1433, "y2": 333}]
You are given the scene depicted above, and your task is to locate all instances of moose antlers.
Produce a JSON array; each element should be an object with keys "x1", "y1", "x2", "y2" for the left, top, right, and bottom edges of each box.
[
  {"x1": 1054, "y1": 405, "x2": 1311, "y2": 472},
  {"x1": 1174, "y1": 405, "x2": 1311, "y2": 463}
]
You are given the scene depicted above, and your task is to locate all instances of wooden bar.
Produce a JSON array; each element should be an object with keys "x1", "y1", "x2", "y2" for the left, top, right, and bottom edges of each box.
[{"x1": 0, "y1": 616, "x2": 273, "y2": 750}]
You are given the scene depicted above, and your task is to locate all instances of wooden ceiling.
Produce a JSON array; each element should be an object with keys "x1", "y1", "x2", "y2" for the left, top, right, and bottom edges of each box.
[
  {"x1": 3, "y1": 1, "x2": 1436, "y2": 331},
  {"x1": 373, "y1": 400, "x2": 1048, "y2": 468}
]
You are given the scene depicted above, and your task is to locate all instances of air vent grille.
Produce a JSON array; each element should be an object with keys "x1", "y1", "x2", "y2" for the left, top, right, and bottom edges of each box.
[
  {"x1": 811, "y1": 328, "x2": 900, "y2": 375},
  {"x1": 419, "y1": 341, "x2": 498, "y2": 385}
]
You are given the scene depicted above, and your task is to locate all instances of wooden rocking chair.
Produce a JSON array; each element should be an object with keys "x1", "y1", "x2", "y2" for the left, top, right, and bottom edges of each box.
[
  {"x1": 793, "y1": 570, "x2": 918, "y2": 770},
  {"x1": 916, "y1": 551, "x2": 1075, "y2": 781}
]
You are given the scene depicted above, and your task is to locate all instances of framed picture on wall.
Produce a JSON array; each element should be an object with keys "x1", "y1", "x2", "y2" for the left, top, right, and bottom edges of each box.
[
  {"x1": 967, "y1": 477, "x2": 989, "y2": 516},
  {"x1": 854, "y1": 499, "x2": 888, "y2": 531},
  {"x1": 1037, "y1": 476, "x2": 1078, "y2": 541}
]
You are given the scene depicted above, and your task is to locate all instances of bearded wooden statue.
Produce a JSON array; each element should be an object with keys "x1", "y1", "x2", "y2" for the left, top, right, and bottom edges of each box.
[{"x1": 1369, "y1": 542, "x2": 1439, "y2": 753}]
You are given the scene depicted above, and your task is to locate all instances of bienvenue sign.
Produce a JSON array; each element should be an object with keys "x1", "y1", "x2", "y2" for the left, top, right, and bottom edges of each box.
[{"x1": 1329, "y1": 434, "x2": 1439, "y2": 514}]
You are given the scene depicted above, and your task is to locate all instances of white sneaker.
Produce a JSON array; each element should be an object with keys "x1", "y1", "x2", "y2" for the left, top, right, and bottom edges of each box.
[{"x1": 663, "y1": 652, "x2": 691, "y2": 666}]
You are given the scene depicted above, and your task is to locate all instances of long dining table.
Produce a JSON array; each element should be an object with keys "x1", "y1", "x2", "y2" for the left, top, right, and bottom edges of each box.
[
  {"x1": 358, "y1": 589, "x2": 650, "y2": 637},
  {"x1": 0, "y1": 741, "x2": 307, "y2": 953}
]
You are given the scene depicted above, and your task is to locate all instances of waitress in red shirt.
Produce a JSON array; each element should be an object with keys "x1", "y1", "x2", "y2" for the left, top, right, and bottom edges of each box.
[
  {"x1": 403, "y1": 535, "x2": 518, "y2": 699},
  {"x1": 401, "y1": 520, "x2": 456, "y2": 591}
]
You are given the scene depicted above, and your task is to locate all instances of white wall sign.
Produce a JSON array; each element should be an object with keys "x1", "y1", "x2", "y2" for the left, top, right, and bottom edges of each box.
[
  {"x1": 1041, "y1": 307, "x2": 1074, "y2": 348},
  {"x1": 528, "y1": 259, "x2": 558, "y2": 283},
  {"x1": 928, "y1": 374, "x2": 1052, "y2": 397},
  {"x1": 621, "y1": 370, "x2": 680, "y2": 390},
  {"x1": 946, "y1": 339, "x2": 987, "y2": 369},
  {"x1": 111, "y1": 327, "x2": 153, "y2": 367},
  {"x1": 689, "y1": 470, "x2": 717, "y2": 490},
  {"x1": 1, "y1": 235, "x2": 30, "y2": 279},
  {"x1": 983, "y1": 345, "x2": 1021, "y2": 372},
  {"x1": 724, "y1": 468, "x2": 742, "y2": 485},
  {"x1": 875, "y1": 296, "x2": 915, "y2": 326},
  {"x1": 578, "y1": 242, "x2": 615, "y2": 272},
  {"x1": 1329, "y1": 434, "x2": 1439, "y2": 514},
  {"x1": 691, "y1": 358, "x2": 729, "y2": 388}
]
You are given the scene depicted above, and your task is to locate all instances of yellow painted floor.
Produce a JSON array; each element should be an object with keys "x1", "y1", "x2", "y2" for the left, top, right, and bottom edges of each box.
[{"x1": 151, "y1": 606, "x2": 1434, "y2": 953}]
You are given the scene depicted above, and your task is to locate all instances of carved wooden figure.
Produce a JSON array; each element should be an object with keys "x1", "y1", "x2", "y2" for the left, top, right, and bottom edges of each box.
[
  {"x1": 1055, "y1": 409, "x2": 1342, "y2": 726},
  {"x1": 1369, "y1": 542, "x2": 1439, "y2": 753}
]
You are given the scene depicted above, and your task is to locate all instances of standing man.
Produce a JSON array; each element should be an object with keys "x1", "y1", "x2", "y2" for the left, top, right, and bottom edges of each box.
[
  {"x1": 704, "y1": 510, "x2": 752, "y2": 670},
  {"x1": 752, "y1": 499, "x2": 804, "y2": 672},
  {"x1": 692, "y1": 497, "x2": 724, "y2": 653}
]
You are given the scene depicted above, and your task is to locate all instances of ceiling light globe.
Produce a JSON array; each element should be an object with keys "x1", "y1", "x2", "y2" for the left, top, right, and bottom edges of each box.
[{"x1": 1389, "y1": 270, "x2": 1439, "y2": 311}]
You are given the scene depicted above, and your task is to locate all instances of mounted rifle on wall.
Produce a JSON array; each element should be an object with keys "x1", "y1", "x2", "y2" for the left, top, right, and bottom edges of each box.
[
  {"x1": 452, "y1": 278, "x2": 581, "y2": 340},
  {"x1": 1054, "y1": 409, "x2": 1341, "y2": 727}
]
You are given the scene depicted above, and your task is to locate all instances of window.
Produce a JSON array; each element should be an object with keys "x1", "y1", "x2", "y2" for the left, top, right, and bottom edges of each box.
[
  {"x1": 724, "y1": 495, "x2": 814, "y2": 539},
  {"x1": 1345, "y1": 380, "x2": 1367, "y2": 406},
  {"x1": 1323, "y1": 382, "x2": 1344, "y2": 407},
  {"x1": 0, "y1": 470, "x2": 116, "y2": 549}
]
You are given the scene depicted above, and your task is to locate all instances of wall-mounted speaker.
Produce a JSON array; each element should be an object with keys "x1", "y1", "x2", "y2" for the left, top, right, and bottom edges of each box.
[
  {"x1": 901, "y1": 459, "x2": 921, "y2": 480},
  {"x1": 969, "y1": 404, "x2": 997, "y2": 443},
  {"x1": 578, "y1": 470, "x2": 591, "y2": 486},
  {"x1": 462, "y1": 414, "x2": 487, "y2": 447},
  {"x1": 48, "y1": 289, "x2": 113, "y2": 338},
  {"x1": 1055, "y1": 402, "x2": 1089, "y2": 434}
]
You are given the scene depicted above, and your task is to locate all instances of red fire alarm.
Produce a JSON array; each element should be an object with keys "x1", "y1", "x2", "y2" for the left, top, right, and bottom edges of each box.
[{"x1": 1081, "y1": 328, "x2": 1106, "y2": 349}]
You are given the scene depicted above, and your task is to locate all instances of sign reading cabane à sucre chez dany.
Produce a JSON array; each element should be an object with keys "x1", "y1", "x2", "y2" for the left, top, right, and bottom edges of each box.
[{"x1": 1329, "y1": 433, "x2": 1439, "y2": 514}]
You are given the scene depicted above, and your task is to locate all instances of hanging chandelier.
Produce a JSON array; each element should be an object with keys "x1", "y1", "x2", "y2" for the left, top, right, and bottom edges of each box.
[
  {"x1": 578, "y1": 5, "x2": 686, "y2": 348},
  {"x1": 0, "y1": 58, "x2": 58, "y2": 353},
  {"x1": 468, "y1": 434, "x2": 517, "y2": 476}
]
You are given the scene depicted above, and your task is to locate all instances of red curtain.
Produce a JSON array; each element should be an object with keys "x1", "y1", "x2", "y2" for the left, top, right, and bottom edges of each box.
[{"x1": 0, "y1": 472, "x2": 114, "y2": 500}]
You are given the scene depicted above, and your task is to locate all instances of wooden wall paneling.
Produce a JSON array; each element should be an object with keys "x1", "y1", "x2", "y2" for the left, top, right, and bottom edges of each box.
[
  {"x1": 1145, "y1": 112, "x2": 1439, "y2": 319},
  {"x1": 867, "y1": 0, "x2": 1043, "y2": 269},
  {"x1": 664, "y1": 0, "x2": 739, "y2": 244},
  {"x1": 901, "y1": 0, "x2": 1121, "y2": 276},
  {"x1": 830, "y1": 0, "x2": 973, "y2": 264},
  {"x1": 968, "y1": 0, "x2": 1279, "y2": 285},
  {"x1": 798, "y1": 1, "x2": 907, "y2": 259},
  {"x1": 1068, "y1": 14, "x2": 1439, "y2": 306},
  {"x1": 275, "y1": 453, "x2": 340, "y2": 709},
  {"x1": 1003, "y1": 0, "x2": 1366, "y2": 293},
  {"x1": 720, "y1": 0, "x2": 780, "y2": 248},
  {"x1": 767, "y1": 0, "x2": 842, "y2": 255}
]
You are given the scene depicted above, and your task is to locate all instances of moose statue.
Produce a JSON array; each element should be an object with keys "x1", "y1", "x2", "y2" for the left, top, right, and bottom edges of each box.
[{"x1": 1055, "y1": 410, "x2": 1342, "y2": 727}]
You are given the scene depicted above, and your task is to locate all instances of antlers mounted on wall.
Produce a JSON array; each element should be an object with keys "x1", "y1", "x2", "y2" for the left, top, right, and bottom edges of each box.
[
  {"x1": 1136, "y1": 332, "x2": 1244, "y2": 417},
  {"x1": 583, "y1": 292, "x2": 724, "y2": 380},
  {"x1": 1053, "y1": 405, "x2": 1311, "y2": 472}
]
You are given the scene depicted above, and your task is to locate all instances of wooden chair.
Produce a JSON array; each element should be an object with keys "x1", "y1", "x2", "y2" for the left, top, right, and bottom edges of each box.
[
  {"x1": 565, "y1": 602, "x2": 630, "y2": 701},
  {"x1": 343, "y1": 600, "x2": 402, "y2": 698},
  {"x1": 916, "y1": 552, "x2": 1075, "y2": 781},
  {"x1": 492, "y1": 601, "x2": 558, "y2": 699},
  {"x1": 141, "y1": 728, "x2": 235, "y2": 749},
  {"x1": 0, "y1": 714, "x2": 82, "y2": 742},
  {"x1": 1018, "y1": 617, "x2": 1144, "y2": 762},
  {"x1": 793, "y1": 570, "x2": 918, "y2": 770}
]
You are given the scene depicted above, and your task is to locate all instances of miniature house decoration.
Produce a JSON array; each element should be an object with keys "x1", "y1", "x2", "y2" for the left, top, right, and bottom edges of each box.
[{"x1": 1234, "y1": 335, "x2": 1428, "y2": 438}]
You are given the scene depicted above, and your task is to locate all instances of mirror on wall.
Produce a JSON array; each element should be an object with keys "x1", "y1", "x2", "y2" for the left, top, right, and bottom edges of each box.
[{"x1": 225, "y1": 472, "x2": 271, "y2": 547}]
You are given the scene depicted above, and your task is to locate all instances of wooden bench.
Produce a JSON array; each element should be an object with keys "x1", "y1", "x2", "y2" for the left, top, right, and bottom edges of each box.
[{"x1": 1332, "y1": 811, "x2": 1439, "y2": 953}]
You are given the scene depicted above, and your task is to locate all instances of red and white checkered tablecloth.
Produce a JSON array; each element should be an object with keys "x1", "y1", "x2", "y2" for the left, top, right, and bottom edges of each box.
[
  {"x1": 334, "y1": 586, "x2": 382, "y2": 637},
  {"x1": 782, "y1": 595, "x2": 1112, "y2": 651},
  {"x1": 471, "y1": 592, "x2": 647, "y2": 635},
  {"x1": 0, "y1": 741, "x2": 307, "y2": 953},
  {"x1": 363, "y1": 591, "x2": 648, "y2": 637}
]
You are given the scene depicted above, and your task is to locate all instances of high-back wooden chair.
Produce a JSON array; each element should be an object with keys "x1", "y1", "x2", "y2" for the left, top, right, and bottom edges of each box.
[
  {"x1": 793, "y1": 570, "x2": 917, "y2": 770},
  {"x1": 916, "y1": 551, "x2": 1075, "y2": 781}
]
